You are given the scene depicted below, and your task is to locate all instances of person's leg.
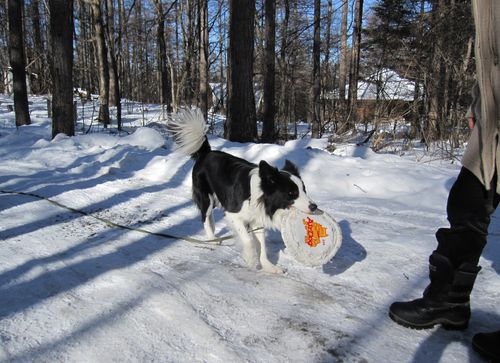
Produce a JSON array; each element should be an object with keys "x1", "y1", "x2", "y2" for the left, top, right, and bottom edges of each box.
[
  {"x1": 436, "y1": 167, "x2": 498, "y2": 267},
  {"x1": 389, "y1": 167, "x2": 497, "y2": 330}
]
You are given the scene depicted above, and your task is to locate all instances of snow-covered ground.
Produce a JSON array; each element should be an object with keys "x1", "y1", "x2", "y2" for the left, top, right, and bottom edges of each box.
[{"x1": 0, "y1": 95, "x2": 499, "y2": 362}]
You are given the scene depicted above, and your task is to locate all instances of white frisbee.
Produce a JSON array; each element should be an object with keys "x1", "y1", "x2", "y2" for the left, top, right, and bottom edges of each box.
[{"x1": 281, "y1": 208, "x2": 342, "y2": 267}]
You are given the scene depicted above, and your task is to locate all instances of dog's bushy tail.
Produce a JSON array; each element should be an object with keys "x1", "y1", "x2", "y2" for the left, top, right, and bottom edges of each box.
[{"x1": 167, "y1": 108, "x2": 211, "y2": 160}]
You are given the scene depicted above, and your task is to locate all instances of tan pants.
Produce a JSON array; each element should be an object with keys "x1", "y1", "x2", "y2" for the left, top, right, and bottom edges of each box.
[{"x1": 465, "y1": 1, "x2": 500, "y2": 192}]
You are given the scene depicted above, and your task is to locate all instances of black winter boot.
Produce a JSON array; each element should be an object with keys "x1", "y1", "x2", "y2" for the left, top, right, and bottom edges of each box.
[
  {"x1": 472, "y1": 330, "x2": 500, "y2": 361},
  {"x1": 389, "y1": 252, "x2": 480, "y2": 330}
]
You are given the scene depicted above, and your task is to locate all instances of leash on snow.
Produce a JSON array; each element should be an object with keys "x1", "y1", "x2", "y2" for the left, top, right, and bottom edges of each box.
[{"x1": 0, "y1": 189, "x2": 259, "y2": 246}]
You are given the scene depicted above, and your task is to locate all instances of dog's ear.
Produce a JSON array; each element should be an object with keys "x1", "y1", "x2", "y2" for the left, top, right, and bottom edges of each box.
[
  {"x1": 282, "y1": 159, "x2": 300, "y2": 177},
  {"x1": 259, "y1": 160, "x2": 279, "y2": 187}
]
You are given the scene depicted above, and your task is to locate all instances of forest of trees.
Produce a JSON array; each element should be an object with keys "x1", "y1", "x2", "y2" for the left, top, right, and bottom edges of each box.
[{"x1": 0, "y1": 0, "x2": 476, "y2": 146}]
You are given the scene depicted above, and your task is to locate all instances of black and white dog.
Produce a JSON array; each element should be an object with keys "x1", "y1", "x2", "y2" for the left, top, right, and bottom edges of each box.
[{"x1": 168, "y1": 109, "x2": 317, "y2": 273}]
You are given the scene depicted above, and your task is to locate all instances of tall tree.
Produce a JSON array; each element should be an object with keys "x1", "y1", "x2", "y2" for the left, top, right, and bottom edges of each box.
[
  {"x1": 426, "y1": 0, "x2": 445, "y2": 141},
  {"x1": 278, "y1": 0, "x2": 290, "y2": 139},
  {"x1": 106, "y1": 0, "x2": 122, "y2": 129},
  {"x1": 217, "y1": 0, "x2": 226, "y2": 113},
  {"x1": 338, "y1": 0, "x2": 349, "y2": 116},
  {"x1": 0, "y1": 2, "x2": 7, "y2": 94},
  {"x1": 347, "y1": 0, "x2": 364, "y2": 127},
  {"x1": 89, "y1": 0, "x2": 110, "y2": 127},
  {"x1": 7, "y1": 0, "x2": 31, "y2": 127},
  {"x1": 29, "y1": 0, "x2": 46, "y2": 94},
  {"x1": 153, "y1": 0, "x2": 172, "y2": 117},
  {"x1": 412, "y1": 0, "x2": 426, "y2": 140},
  {"x1": 225, "y1": 0, "x2": 256, "y2": 142},
  {"x1": 171, "y1": 0, "x2": 181, "y2": 110},
  {"x1": 76, "y1": 0, "x2": 93, "y2": 99},
  {"x1": 182, "y1": 0, "x2": 197, "y2": 106},
  {"x1": 364, "y1": 0, "x2": 414, "y2": 69},
  {"x1": 310, "y1": 0, "x2": 321, "y2": 138},
  {"x1": 322, "y1": 0, "x2": 333, "y2": 123},
  {"x1": 49, "y1": 0, "x2": 74, "y2": 138},
  {"x1": 105, "y1": 1, "x2": 116, "y2": 105},
  {"x1": 118, "y1": 0, "x2": 129, "y2": 100},
  {"x1": 261, "y1": 0, "x2": 276, "y2": 142},
  {"x1": 198, "y1": 0, "x2": 209, "y2": 119},
  {"x1": 363, "y1": 0, "x2": 415, "y2": 125}
]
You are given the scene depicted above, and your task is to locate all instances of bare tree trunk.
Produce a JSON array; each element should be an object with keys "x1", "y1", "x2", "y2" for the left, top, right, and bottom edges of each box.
[
  {"x1": 427, "y1": 0, "x2": 444, "y2": 141},
  {"x1": 347, "y1": 0, "x2": 364, "y2": 128},
  {"x1": 170, "y1": 0, "x2": 182, "y2": 111},
  {"x1": 76, "y1": 0, "x2": 85, "y2": 91},
  {"x1": 131, "y1": 1, "x2": 141, "y2": 101},
  {"x1": 106, "y1": 0, "x2": 122, "y2": 130},
  {"x1": 217, "y1": 0, "x2": 225, "y2": 113},
  {"x1": 450, "y1": 35, "x2": 473, "y2": 145},
  {"x1": 106, "y1": 0, "x2": 116, "y2": 106},
  {"x1": 198, "y1": 0, "x2": 209, "y2": 119},
  {"x1": 261, "y1": 0, "x2": 276, "y2": 143},
  {"x1": 118, "y1": 0, "x2": 129, "y2": 100},
  {"x1": 7, "y1": 0, "x2": 31, "y2": 127},
  {"x1": 77, "y1": 0, "x2": 92, "y2": 99},
  {"x1": 89, "y1": 0, "x2": 110, "y2": 127},
  {"x1": 30, "y1": 0, "x2": 45, "y2": 94},
  {"x1": 49, "y1": 0, "x2": 74, "y2": 138},
  {"x1": 182, "y1": 0, "x2": 196, "y2": 105},
  {"x1": 278, "y1": 0, "x2": 290, "y2": 139},
  {"x1": 338, "y1": 0, "x2": 349, "y2": 116},
  {"x1": 153, "y1": 0, "x2": 173, "y2": 116},
  {"x1": 322, "y1": 0, "x2": 333, "y2": 124},
  {"x1": 310, "y1": 0, "x2": 321, "y2": 138},
  {"x1": 411, "y1": 0, "x2": 425, "y2": 141},
  {"x1": 132, "y1": 0, "x2": 143, "y2": 102},
  {"x1": 225, "y1": 0, "x2": 256, "y2": 142},
  {"x1": 0, "y1": 9, "x2": 6, "y2": 95}
]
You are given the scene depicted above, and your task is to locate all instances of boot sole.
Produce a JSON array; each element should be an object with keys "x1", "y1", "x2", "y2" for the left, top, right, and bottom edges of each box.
[{"x1": 389, "y1": 310, "x2": 468, "y2": 330}]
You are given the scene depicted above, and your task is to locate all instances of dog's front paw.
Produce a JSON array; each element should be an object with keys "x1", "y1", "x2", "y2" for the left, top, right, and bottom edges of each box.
[
  {"x1": 261, "y1": 262, "x2": 285, "y2": 274},
  {"x1": 243, "y1": 250, "x2": 258, "y2": 269}
]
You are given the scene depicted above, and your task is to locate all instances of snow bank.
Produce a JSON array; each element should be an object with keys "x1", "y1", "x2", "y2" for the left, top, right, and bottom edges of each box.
[
  {"x1": 119, "y1": 127, "x2": 165, "y2": 150},
  {"x1": 71, "y1": 127, "x2": 165, "y2": 151}
]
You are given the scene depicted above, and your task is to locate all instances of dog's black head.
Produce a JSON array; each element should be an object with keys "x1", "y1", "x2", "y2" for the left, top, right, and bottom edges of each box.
[{"x1": 258, "y1": 159, "x2": 317, "y2": 217}]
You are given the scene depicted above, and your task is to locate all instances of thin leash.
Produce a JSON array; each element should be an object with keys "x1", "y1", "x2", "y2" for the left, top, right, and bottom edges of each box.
[{"x1": 0, "y1": 189, "x2": 246, "y2": 246}]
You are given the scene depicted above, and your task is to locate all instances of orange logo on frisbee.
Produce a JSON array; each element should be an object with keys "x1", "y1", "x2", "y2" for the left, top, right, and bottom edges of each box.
[{"x1": 303, "y1": 217, "x2": 329, "y2": 247}]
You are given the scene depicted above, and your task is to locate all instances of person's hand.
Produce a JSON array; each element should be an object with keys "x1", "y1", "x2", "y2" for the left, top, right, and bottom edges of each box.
[{"x1": 468, "y1": 116, "x2": 476, "y2": 130}]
